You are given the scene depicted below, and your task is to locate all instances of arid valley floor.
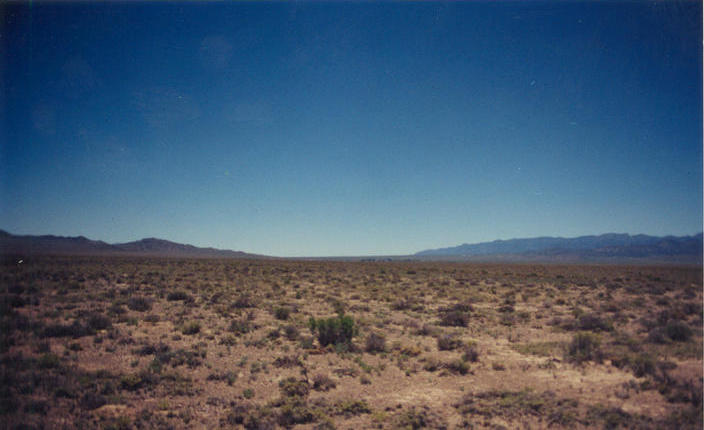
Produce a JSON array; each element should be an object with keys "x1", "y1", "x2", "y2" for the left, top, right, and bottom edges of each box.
[{"x1": 1, "y1": 257, "x2": 702, "y2": 429}]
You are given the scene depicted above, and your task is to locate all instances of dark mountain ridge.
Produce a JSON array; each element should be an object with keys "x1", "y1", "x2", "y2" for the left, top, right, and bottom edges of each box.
[
  {"x1": 416, "y1": 233, "x2": 703, "y2": 262},
  {"x1": 2, "y1": 230, "x2": 701, "y2": 262},
  {"x1": 0, "y1": 230, "x2": 262, "y2": 258}
]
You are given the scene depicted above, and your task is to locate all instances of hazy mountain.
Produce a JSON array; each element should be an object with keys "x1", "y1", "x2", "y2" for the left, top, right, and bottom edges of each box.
[
  {"x1": 3, "y1": 229, "x2": 701, "y2": 262},
  {"x1": 114, "y1": 238, "x2": 257, "y2": 258},
  {"x1": 0, "y1": 230, "x2": 262, "y2": 258},
  {"x1": 416, "y1": 233, "x2": 703, "y2": 261}
]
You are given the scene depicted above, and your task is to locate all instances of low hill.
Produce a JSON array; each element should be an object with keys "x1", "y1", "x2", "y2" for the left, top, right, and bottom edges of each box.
[
  {"x1": 0, "y1": 230, "x2": 262, "y2": 259},
  {"x1": 416, "y1": 233, "x2": 703, "y2": 263}
]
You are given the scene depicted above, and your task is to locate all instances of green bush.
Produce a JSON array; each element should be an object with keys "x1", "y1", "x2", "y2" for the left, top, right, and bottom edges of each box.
[{"x1": 308, "y1": 314, "x2": 357, "y2": 347}]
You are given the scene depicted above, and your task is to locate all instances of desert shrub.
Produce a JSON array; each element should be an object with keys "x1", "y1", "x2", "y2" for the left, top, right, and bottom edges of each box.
[
  {"x1": 423, "y1": 357, "x2": 440, "y2": 372},
  {"x1": 395, "y1": 406, "x2": 448, "y2": 430},
  {"x1": 391, "y1": 297, "x2": 414, "y2": 311},
  {"x1": 283, "y1": 324, "x2": 299, "y2": 341},
  {"x1": 566, "y1": 332, "x2": 602, "y2": 364},
  {"x1": 127, "y1": 296, "x2": 152, "y2": 312},
  {"x1": 492, "y1": 362, "x2": 506, "y2": 371},
  {"x1": 135, "y1": 342, "x2": 170, "y2": 356},
  {"x1": 437, "y1": 334, "x2": 463, "y2": 351},
  {"x1": 648, "y1": 320, "x2": 693, "y2": 344},
  {"x1": 335, "y1": 399, "x2": 371, "y2": 417},
  {"x1": 400, "y1": 344, "x2": 422, "y2": 357},
  {"x1": 143, "y1": 314, "x2": 160, "y2": 323},
  {"x1": 438, "y1": 303, "x2": 472, "y2": 327},
  {"x1": 219, "y1": 335, "x2": 237, "y2": 346},
  {"x1": 273, "y1": 355, "x2": 302, "y2": 368},
  {"x1": 679, "y1": 301, "x2": 700, "y2": 316},
  {"x1": 228, "y1": 319, "x2": 251, "y2": 335},
  {"x1": 226, "y1": 403, "x2": 276, "y2": 429},
  {"x1": 647, "y1": 327, "x2": 669, "y2": 344},
  {"x1": 38, "y1": 352, "x2": 62, "y2": 369},
  {"x1": 416, "y1": 324, "x2": 440, "y2": 337},
  {"x1": 498, "y1": 304, "x2": 515, "y2": 313},
  {"x1": 462, "y1": 343, "x2": 480, "y2": 362},
  {"x1": 86, "y1": 313, "x2": 112, "y2": 331},
  {"x1": 439, "y1": 310, "x2": 470, "y2": 327},
  {"x1": 267, "y1": 328, "x2": 281, "y2": 340},
  {"x1": 312, "y1": 374, "x2": 336, "y2": 391},
  {"x1": 279, "y1": 377, "x2": 310, "y2": 398},
  {"x1": 206, "y1": 371, "x2": 237, "y2": 386},
  {"x1": 585, "y1": 405, "x2": 649, "y2": 429},
  {"x1": 233, "y1": 294, "x2": 256, "y2": 309},
  {"x1": 455, "y1": 389, "x2": 582, "y2": 426},
  {"x1": 274, "y1": 306, "x2": 291, "y2": 321},
  {"x1": 277, "y1": 397, "x2": 316, "y2": 427},
  {"x1": 500, "y1": 313, "x2": 516, "y2": 326},
  {"x1": 4, "y1": 294, "x2": 26, "y2": 308},
  {"x1": 365, "y1": 332, "x2": 386, "y2": 353},
  {"x1": 167, "y1": 290, "x2": 191, "y2": 302},
  {"x1": 576, "y1": 313, "x2": 613, "y2": 332},
  {"x1": 108, "y1": 303, "x2": 127, "y2": 315},
  {"x1": 24, "y1": 399, "x2": 48, "y2": 415},
  {"x1": 630, "y1": 353, "x2": 656, "y2": 378},
  {"x1": 665, "y1": 321, "x2": 692, "y2": 342},
  {"x1": 80, "y1": 392, "x2": 107, "y2": 410},
  {"x1": 157, "y1": 348, "x2": 204, "y2": 368},
  {"x1": 43, "y1": 320, "x2": 91, "y2": 338},
  {"x1": 181, "y1": 321, "x2": 201, "y2": 335},
  {"x1": 309, "y1": 314, "x2": 357, "y2": 347},
  {"x1": 446, "y1": 359, "x2": 470, "y2": 375},
  {"x1": 120, "y1": 369, "x2": 159, "y2": 391},
  {"x1": 328, "y1": 298, "x2": 347, "y2": 315},
  {"x1": 299, "y1": 336, "x2": 315, "y2": 350}
]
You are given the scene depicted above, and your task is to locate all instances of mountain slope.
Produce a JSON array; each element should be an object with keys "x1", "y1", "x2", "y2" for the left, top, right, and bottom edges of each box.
[
  {"x1": 114, "y1": 238, "x2": 256, "y2": 258},
  {"x1": 0, "y1": 230, "x2": 262, "y2": 258},
  {"x1": 416, "y1": 233, "x2": 703, "y2": 261}
]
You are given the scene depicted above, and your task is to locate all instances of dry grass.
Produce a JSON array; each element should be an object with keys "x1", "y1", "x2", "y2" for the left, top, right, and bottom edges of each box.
[{"x1": 1, "y1": 256, "x2": 701, "y2": 428}]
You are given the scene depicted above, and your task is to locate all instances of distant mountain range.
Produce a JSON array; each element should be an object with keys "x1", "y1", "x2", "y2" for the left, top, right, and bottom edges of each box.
[
  {"x1": 416, "y1": 233, "x2": 703, "y2": 262},
  {"x1": 1, "y1": 230, "x2": 702, "y2": 263},
  {"x1": 0, "y1": 230, "x2": 263, "y2": 259}
]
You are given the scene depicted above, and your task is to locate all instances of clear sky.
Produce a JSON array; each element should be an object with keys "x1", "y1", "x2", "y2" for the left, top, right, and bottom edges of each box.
[{"x1": 1, "y1": 1, "x2": 702, "y2": 257}]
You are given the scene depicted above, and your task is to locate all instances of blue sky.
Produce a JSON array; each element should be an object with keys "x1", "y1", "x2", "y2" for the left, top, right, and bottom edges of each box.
[{"x1": 1, "y1": 1, "x2": 701, "y2": 256}]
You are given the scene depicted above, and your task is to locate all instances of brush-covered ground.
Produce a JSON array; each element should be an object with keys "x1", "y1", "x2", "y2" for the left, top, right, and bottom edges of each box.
[{"x1": 1, "y1": 256, "x2": 701, "y2": 429}]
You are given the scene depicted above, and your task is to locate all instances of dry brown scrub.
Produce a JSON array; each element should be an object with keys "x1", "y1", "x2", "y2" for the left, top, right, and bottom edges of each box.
[{"x1": 1, "y1": 256, "x2": 701, "y2": 429}]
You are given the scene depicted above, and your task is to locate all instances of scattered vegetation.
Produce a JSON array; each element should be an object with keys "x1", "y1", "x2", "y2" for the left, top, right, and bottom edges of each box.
[
  {"x1": 308, "y1": 314, "x2": 357, "y2": 348},
  {"x1": 0, "y1": 256, "x2": 700, "y2": 428}
]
